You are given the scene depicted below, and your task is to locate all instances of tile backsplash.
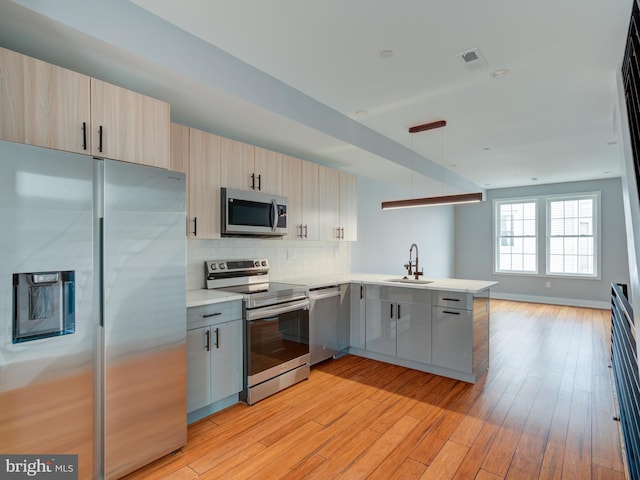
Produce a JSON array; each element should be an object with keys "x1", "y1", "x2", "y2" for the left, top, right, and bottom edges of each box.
[{"x1": 187, "y1": 238, "x2": 351, "y2": 290}]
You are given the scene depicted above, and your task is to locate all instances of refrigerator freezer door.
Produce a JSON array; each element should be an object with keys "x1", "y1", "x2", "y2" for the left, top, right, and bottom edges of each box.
[
  {"x1": 0, "y1": 140, "x2": 95, "y2": 479},
  {"x1": 102, "y1": 160, "x2": 186, "y2": 480}
]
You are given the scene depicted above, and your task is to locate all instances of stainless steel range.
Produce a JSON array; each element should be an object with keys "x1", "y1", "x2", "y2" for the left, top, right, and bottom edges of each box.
[{"x1": 205, "y1": 259, "x2": 310, "y2": 404}]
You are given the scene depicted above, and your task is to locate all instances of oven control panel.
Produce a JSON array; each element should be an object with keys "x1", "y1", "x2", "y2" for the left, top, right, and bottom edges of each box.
[
  {"x1": 205, "y1": 259, "x2": 269, "y2": 273},
  {"x1": 204, "y1": 259, "x2": 270, "y2": 289}
]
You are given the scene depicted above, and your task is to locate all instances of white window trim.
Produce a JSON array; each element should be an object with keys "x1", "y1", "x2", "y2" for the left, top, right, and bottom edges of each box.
[
  {"x1": 493, "y1": 198, "x2": 539, "y2": 275},
  {"x1": 544, "y1": 191, "x2": 601, "y2": 280}
]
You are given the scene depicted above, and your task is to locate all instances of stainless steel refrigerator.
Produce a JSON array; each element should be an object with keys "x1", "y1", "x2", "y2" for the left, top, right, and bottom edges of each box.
[{"x1": 0, "y1": 140, "x2": 187, "y2": 479}]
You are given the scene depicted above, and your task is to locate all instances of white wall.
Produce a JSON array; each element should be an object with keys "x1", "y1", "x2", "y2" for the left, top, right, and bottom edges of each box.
[
  {"x1": 454, "y1": 178, "x2": 630, "y2": 308},
  {"x1": 187, "y1": 239, "x2": 351, "y2": 290},
  {"x1": 351, "y1": 176, "x2": 455, "y2": 277}
]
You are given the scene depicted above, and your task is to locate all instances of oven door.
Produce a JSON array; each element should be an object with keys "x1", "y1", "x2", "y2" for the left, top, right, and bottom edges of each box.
[{"x1": 245, "y1": 298, "x2": 310, "y2": 387}]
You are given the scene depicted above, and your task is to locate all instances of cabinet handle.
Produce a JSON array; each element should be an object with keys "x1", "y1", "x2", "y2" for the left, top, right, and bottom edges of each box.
[
  {"x1": 390, "y1": 304, "x2": 394, "y2": 319},
  {"x1": 360, "y1": 285, "x2": 364, "y2": 299},
  {"x1": 304, "y1": 225, "x2": 308, "y2": 238},
  {"x1": 341, "y1": 227, "x2": 345, "y2": 239},
  {"x1": 442, "y1": 297, "x2": 460, "y2": 302},
  {"x1": 251, "y1": 173, "x2": 255, "y2": 190},
  {"x1": 214, "y1": 327, "x2": 220, "y2": 349},
  {"x1": 204, "y1": 329, "x2": 210, "y2": 351},
  {"x1": 192, "y1": 217, "x2": 197, "y2": 236},
  {"x1": 202, "y1": 312, "x2": 222, "y2": 319},
  {"x1": 98, "y1": 125, "x2": 103, "y2": 153},
  {"x1": 258, "y1": 174, "x2": 262, "y2": 191},
  {"x1": 297, "y1": 224, "x2": 302, "y2": 238},
  {"x1": 82, "y1": 122, "x2": 87, "y2": 150},
  {"x1": 336, "y1": 227, "x2": 341, "y2": 239},
  {"x1": 443, "y1": 310, "x2": 461, "y2": 315},
  {"x1": 397, "y1": 304, "x2": 401, "y2": 318}
]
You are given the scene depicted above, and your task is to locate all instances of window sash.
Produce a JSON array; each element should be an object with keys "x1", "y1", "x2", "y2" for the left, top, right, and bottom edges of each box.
[
  {"x1": 545, "y1": 194, "x2": 598, "y2": 277},
  {"x1": 495, "y1": 200, "x2": 537, "y2": 274}
]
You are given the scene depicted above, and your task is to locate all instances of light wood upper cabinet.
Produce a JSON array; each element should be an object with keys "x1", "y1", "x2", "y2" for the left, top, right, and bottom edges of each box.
[
  {"x1": 0, "y1": 47, "x2": 26, "y2": 144},
  {"x1": 170, "y1": 123, "x2": 190, "y2": 237},
  {"x1": 220, "y1": 137, "x2": 255, "y2": 190},
  {"x1": 254, "y1": 146, "x2": 285, "y2": 195},
  {"x1": 1, "y1": 47, "x2": 91, "y2": 153},
  {"x1": 1, "y1": 47, "x2": 170, "y2": 167},
  {"x1": 189, "y1": 128, "x2": 222, "y2": 239},
  {"x1": 23, "y1": 54, "x2": 91, "y2": 154},
  {"x1": 339, "y1": 171, "x2": 358, "y2": 241},
  {"x1": 301, "y1": 160, "x2": 320, "y2": 240},
  {"x1": 318, "y1": 165, "x2": 341, "y2": 241},
  {"x1": 91, "y1": 78, "x2": 170, "y2": 168},
  {"x1": 283, "y1": 154, "x2": 303, "y2": 239},
  {"x1": 318, "y1": 166, "x2": 358, "y2": 241}
]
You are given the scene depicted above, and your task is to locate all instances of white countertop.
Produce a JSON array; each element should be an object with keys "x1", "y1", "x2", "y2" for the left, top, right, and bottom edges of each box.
[
  {"x1": 188, "y1": 274, "x2": 498, "y2": 308},
  {"x1": 285, "y1": 273, "x2": 498, "y2": 294},
  {"x1": 187, "y1": 288, "x2": 243, "y2": 308}
]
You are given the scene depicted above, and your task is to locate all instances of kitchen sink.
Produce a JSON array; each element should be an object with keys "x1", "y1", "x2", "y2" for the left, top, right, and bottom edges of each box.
[{"x1": 385, "y1": 278, "x2": 434, "y2": 285}]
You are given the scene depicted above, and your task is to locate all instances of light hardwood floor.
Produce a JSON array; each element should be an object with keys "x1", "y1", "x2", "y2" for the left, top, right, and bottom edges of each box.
[{"x1": 124, "y1": 300, "x2": 625, "y2": 480}]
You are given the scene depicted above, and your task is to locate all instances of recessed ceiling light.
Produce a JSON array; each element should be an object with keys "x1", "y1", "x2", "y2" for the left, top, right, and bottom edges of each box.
[
  {"x1": 379, "y1": 50, "x2": 394, "y2": 59},
  {"x1": 490, "y1": 68, "x2": 510, "y2": 79},
  {"x1": 448, "y1": 164, "x2": 458, "y2": 168},
  {"x1": 482, "y1": 147, "x2": 491, "y2": 151},
  {"x1": 355, "y1": 110, "x2": 369, "y2": 118},
  {"x1": 607, "y1": 141, "x2": 618, "y2": 145},
  {"x1": 531, "y1": 177, "x2": 538, "y2": 181},
  {"x1": 603, "y1": 170, "x2": 612, "y2": 174}
]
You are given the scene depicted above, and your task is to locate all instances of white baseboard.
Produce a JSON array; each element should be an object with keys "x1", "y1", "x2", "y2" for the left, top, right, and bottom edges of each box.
[{"x1": 490, "y1": 292, "x2": 609, "y2": 310}]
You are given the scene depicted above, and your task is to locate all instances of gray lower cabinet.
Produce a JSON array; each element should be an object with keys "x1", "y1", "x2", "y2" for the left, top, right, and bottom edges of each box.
[
  {"x1": 431, "y1": 307, "x2": 473, "y2": 373},
  {"x1": 352, "y1": 284, "x2": 489, "y2": 383},
  {"x1": 364, "y1": 285, "x2": 432, "y2": 361},
  {"x1": 397, "y1": 302, "x2": 431, "y2": 364},
  {"x1": 187, "y1": 301, "x2": 242, "y2": 418}
]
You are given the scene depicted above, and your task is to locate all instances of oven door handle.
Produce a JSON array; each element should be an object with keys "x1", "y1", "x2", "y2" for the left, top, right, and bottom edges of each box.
[{"x1": 246, "y1": 298, "x2": 310, "y2": 321}]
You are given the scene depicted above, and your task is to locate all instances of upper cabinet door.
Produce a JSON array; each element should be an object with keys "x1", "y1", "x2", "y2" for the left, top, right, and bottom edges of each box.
[
  {"x1": 283, "y1": 154, "x2": 303, "y2": 239},
  {"x1": 23, "y1": 55, "x2": 91, "y2": 154},
  {"x1": 339, "y1": 172, "x2": 358, "y2": 241},
  {"x1": 189, "y1": 128, "x2": 222, "y2": 239},
  {"x1": 301, "y1": 160, "x2": 319, "y2": 240},
  {"x1": 220, "y1": 137, "x2": 255, "y2": 190},
  {"x1": 0, "y1": 47, "x2": 26, "y2": 144},
  {"x1": 254, "y1": 146, "x2": 284, "y2": 195},
  {"x1": 318, "y1": 165, "x2": 340, "y2": 241},
  {"x1": 91, "y1": 78, "x2": 170, "y2": 168}
]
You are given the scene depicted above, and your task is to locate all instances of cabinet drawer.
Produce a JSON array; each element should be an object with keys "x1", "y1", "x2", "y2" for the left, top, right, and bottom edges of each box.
[
  {"x1": 432, "y1": 290, "x2": 472, "y2": 310},
  {"x1": 187, "y1": 301, "x2": 242, "y2": 330}
]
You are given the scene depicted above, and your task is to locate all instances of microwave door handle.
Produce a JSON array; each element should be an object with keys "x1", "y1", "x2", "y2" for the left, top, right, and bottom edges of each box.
[{"x1": 271, "y1": 199, "x2": 277, "y2": 232}]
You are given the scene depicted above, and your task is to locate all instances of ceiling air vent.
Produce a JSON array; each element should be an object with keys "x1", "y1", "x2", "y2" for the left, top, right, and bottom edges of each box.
[{"x1": 457, "y1": 48, "x2": 486, "y2": 69}]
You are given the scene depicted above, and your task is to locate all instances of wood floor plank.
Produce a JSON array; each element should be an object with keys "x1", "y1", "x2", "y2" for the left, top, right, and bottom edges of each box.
[
  {"x1": 419, "y1": 440, "x2": 469, "y2": 480},
  {"x1": 121, "y1": 300, "x2": 625, "y2": 480}
]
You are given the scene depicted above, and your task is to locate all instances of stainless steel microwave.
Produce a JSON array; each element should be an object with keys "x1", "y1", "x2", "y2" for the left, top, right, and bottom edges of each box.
[{"x1": 221, "y1": 187, "x2": 288, "y2": 237}]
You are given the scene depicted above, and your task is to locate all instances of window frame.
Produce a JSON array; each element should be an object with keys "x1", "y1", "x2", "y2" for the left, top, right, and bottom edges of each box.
[
  {"x1": 545, "y1": 191, "x2": 601, "y2": 279},
  {"x1": 493, "y1": 198, "x2": 539, "y2": 275}
]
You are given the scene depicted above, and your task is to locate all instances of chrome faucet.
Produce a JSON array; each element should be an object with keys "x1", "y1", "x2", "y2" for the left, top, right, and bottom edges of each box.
[{"x1": 404, "y1": 243, "x2": 423, "y2": 280}]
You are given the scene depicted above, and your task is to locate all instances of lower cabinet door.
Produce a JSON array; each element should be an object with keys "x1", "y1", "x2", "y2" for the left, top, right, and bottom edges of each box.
[
  {"x1": 187, "y1": 326, "x2": 212, "y2": 412},
  {"x1": 432, "y1": 307, "x2": 473, "y2": 373},
  {"x1": 396, "y1": 302, "x2": 431, "y2": 364},
  {"x1": 211, "y1": 319, "x2": 243, "y2": 404},
  {"x1": 365, "y1": 299, "x2": 396, "y2": 356}
]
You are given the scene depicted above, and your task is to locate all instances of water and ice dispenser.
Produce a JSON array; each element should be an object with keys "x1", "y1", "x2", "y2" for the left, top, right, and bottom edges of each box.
[{"x1": 12, "y1": 271, "x2": 76, "y2": 343}]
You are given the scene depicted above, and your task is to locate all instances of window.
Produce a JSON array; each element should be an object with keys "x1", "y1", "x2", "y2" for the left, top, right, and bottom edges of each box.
[
  {"x1": 494, "y1": 199, "x2": 537, "y2": 273},
  {"x1": 546, "y1": 193, "x2": 599, "y2": 277}
]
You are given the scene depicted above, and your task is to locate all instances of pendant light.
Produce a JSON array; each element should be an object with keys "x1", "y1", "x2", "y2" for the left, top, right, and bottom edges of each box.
[{"x1": 381, "y1": 120, "x2": 483, "y2": 210}]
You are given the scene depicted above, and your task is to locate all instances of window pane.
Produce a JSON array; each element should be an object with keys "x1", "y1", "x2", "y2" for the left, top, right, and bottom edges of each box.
[
  {"x1": 564, "y1": 237, "x2": 577, "y2": 255},
  {"x1": 550, "y1": 218, "x2": 563, "y2": 236},
  {"x1": 523, "y1": 238, "x2": 536, "y2": 255}
]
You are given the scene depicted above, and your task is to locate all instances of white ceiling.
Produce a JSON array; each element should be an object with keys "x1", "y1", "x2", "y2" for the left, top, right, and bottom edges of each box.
[{"x1": 0, "y1": 0, "x2": 634, "y2": 191}]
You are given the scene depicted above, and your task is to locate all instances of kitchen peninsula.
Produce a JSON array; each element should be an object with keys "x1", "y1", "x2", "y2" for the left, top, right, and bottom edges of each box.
[{"x1": 188, "y1": 274, "x2": 497, "y2": 388}]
